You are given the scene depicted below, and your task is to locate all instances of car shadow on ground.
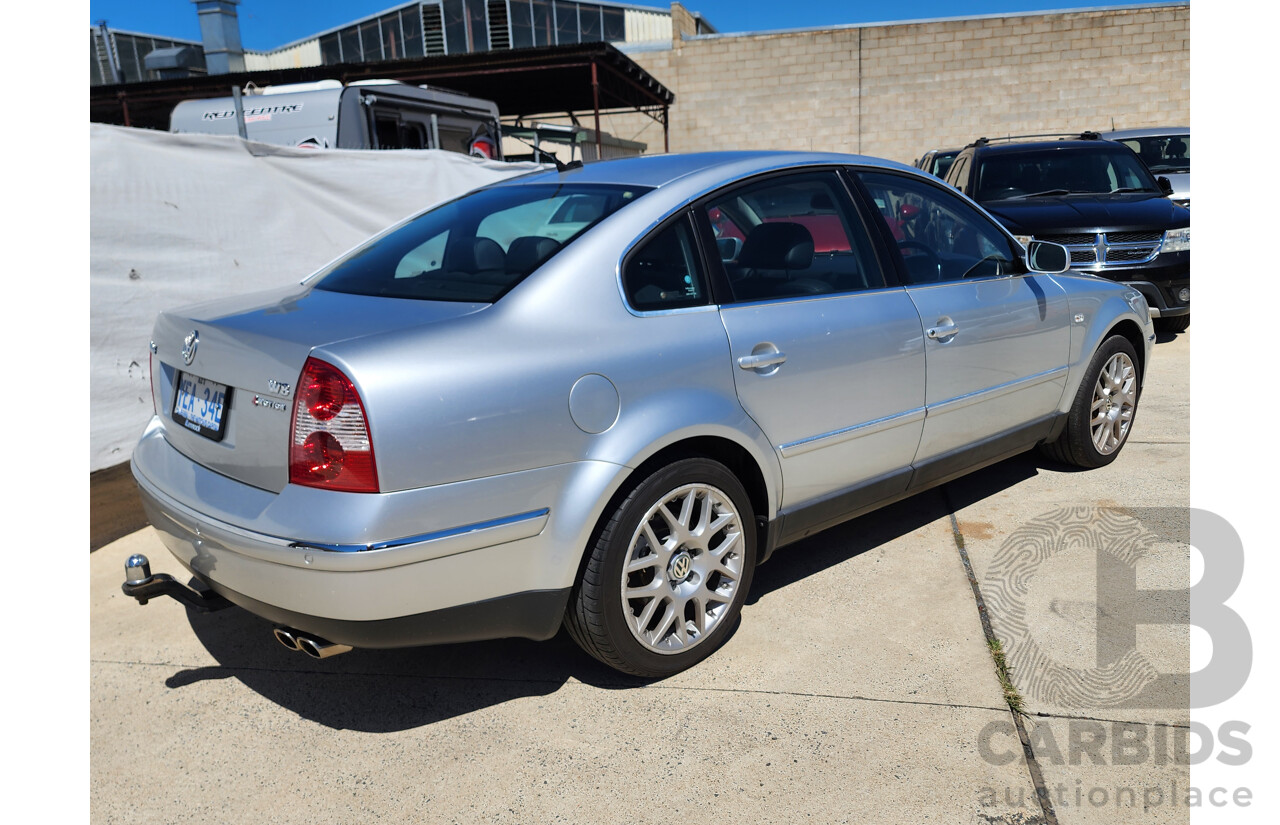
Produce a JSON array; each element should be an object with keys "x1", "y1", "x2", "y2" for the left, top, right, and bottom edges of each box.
[{"x1": 172, "y1": 451, "x2": 1052, "y2": 732}]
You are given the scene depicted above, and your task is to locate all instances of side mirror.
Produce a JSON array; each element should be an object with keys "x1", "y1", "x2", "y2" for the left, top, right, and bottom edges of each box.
[
  {"x1": 1157, "y1": 176, "x2": 1174, "y2": 196},
  {"x1": 1026, "y1": 240, "x2": 1070, "y2": 274}
]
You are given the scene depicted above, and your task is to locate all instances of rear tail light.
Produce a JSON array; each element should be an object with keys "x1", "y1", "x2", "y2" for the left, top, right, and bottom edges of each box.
[{"x1": 289, "y1": 357, "x2": 379, "y2": 493}]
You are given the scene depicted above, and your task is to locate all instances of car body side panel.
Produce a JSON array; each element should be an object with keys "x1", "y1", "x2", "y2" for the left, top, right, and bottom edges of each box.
[
  {"x1": 317, "y1": 268, "x2": 761, "y2": 494},
  {"x1": 906, "y1": 273, "x2": 1071, "y2": 463},
  {"x1": 1051, "y1": 273, "x2": 1155, "y2": 405},
  {"x1": 718, "y1": 289, "x2": 926, "y2": 510}
]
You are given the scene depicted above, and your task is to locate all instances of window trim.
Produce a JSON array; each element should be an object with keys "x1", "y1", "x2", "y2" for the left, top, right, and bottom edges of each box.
[
  {"x1": 616, "y1": 210, "x2": 719, "y2": 318},
  {"x1": 691, "y1": 166, "x2": 893, "y2": 306},
  {"x1": 848, "y1": 167, "x2": 1029, "y2": 288}
]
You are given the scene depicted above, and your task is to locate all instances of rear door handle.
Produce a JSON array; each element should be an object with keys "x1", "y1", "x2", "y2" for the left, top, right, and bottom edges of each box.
[
  {"x1": 926, "y1": 320, "x2": 959, "y2": 340},
  {"x1": 737, "y1": 351, "x2": 787, "y2": 370}
]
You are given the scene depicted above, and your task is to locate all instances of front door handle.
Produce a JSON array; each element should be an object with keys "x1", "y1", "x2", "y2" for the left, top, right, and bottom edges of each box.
[
  {"x1": 926, "y1": 319, "x2": 959, "y2": 340},
  {"x1": 737, "y1": 350, "x2": 787, "y2": 370}
]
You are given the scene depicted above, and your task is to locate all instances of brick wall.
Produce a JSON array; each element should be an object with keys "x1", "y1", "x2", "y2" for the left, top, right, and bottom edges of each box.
[{"x1": 605, "y1": 3, "x2": 1188, "y2": 165}]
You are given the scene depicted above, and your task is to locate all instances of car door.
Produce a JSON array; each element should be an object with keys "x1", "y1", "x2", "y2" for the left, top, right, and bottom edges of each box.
[
  {"x1": 703, "y1": 169, "x2": 927, "y2": 528},
  {"x1": 853, "y1": 170, "x2": 1071, "y2": 485}
]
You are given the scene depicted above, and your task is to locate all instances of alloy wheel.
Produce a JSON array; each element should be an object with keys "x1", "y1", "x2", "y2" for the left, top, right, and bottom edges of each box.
[
  {"x1": 619, "y1": 483, "x2": 745, "y2": 654},
  {"x1": 1090, "y1": 351, "x2": 1137, "y2": 455}
]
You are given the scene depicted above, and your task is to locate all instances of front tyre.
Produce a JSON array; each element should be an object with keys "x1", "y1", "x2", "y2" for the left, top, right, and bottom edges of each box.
[
  {"x1": 565, "y1": 458, "x2": 757, "y2": 678},
  {"x1": 1155, "y1": 313, "x2": 1190, "y2": 333},
  {"x1": 1041, "y1": 334, "x2": 1141, "y2": 469}
]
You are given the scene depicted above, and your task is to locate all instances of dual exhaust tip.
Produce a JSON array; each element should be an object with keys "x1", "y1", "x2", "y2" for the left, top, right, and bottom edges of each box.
[{"x1": 272, "y1": 627, "x2": 352, "y2": 659}]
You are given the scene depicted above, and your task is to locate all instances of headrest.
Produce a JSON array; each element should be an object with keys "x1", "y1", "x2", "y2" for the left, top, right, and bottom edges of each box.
[
  {"x1": 473, "y1": 238, "x2": 505, "y2": 271},
  {"x1": 738, "y1": 222, "x2": 814, "y2": 271},
  {"x1": 506, "y1": 235, "x2": 562, "y2": 274}
]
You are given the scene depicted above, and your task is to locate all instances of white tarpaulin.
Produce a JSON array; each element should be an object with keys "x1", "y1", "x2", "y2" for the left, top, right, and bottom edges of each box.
[{"x1": 90, "y1": 123, "x2": 542, "y2": 471}]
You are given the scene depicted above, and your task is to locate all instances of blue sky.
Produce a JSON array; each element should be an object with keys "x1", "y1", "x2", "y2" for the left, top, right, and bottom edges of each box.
[{"x1": 88, "y1": 1, "x2": 1163, "y2": 50}]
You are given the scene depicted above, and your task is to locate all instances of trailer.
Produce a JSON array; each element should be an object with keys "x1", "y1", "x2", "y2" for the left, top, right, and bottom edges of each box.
[{"x1": 170, "y1": 79, "x2": 503, "y2": 158}]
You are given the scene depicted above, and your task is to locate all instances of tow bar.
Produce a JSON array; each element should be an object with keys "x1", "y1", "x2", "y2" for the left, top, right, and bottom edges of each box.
[{"x1": 120, "y1": 553, "x2": 233, "y2": 613}]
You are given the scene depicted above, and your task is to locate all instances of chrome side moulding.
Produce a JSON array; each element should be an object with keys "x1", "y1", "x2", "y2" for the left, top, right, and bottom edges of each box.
[
  {"x1": 291, "y1": 508, "x2": 552, "y2": 555},
  {"x1": 926, "y1": 367, "x2": 1068, "y2": 416},
  {"x1": 779, "y1": 407, "x2": 927, "y2": 458}
]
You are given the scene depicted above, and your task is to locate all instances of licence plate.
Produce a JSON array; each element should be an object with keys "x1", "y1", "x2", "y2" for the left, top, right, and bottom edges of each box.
[{"x1": 171, "y1": 372, "x2": 232, "y2": 442}]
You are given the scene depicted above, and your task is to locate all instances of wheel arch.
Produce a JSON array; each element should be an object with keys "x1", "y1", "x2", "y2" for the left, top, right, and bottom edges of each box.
[
  {"x1": 1103, "y1": 318, "x2": 1148, "y2": 384},
  {"x1": 574, "y1": 434, "x2": 776, "y2": 590}
]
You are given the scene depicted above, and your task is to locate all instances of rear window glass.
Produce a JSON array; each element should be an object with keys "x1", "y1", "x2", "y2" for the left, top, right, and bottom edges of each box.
[
  {"x1": 1116, "y1": 134, "x2": 1190, "y2": 174},
  {"x1": 315, "y1": 183, "x2": 650, "y2": 303}
]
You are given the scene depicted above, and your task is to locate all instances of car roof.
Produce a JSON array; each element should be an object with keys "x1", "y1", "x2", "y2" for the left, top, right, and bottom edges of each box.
[
  {"x1": 1099, "y1": 126, "x2": 1190, "y2": 139},
  {"x1": 504, "y1": 150, "x2": 919, "y2": 190},
  {"x1": 973, "y1": 139, "x2": 1132, "y2": 155}
]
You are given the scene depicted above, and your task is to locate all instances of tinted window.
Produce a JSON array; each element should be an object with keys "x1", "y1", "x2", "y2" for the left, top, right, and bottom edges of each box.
[
  {"x1": 949, "y1": 155, "x2": 970, "y2": 192},
  {"x1": 623, "y1": 216, "x2": 710, "y2": 312},
  {"x1": 974, "y1": 146, "x2": 1160, "y2": 200},
  {"x1": 602, "y1": 7, "x2": 626, "y2": 41},
  {"x1": 511, "y1": 0, "x2": 535, "y2": 48},
  {"x1": 400, "y1": 7, "x2": 425, "y2": 58},
  {"x1": 443, "y1": 0, "x2": 469, "y2": 53},
  {"x1": 931, "y1": 151, "x2": 958, "y2": 179},
  {"x1": 319, "y1": 33, "x2": 342, "y2": 64},
  {"x1": 1117, "y1": 135, "x2": 1190, "y2": 174},
  {"x1": 556, "y1": 2, "x2": 580, "y2": 44},
  {"x1": 316, "y1": 183, "x2": 649, "y2": 303},
  {"x1": 704, "y1": 171, "x2": 884, "y2": 301},
  {"x1": 532, "y1": 0, "x2": 554, "y2": 46},
  {"x1": 859, "y1": 171, "x2": 1022, "y2": 285},
  {"x1": 580, "y1": 4, "x2": 602, "y2": 42},
  {"x1": 339, "y1": 26, "x2": 361, "y2": 62}
]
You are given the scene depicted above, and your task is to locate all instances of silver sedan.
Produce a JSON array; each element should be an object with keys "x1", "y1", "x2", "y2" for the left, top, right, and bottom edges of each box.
[{"x1": 128, "y1": 151, "x2": 1153, "y2": 677}]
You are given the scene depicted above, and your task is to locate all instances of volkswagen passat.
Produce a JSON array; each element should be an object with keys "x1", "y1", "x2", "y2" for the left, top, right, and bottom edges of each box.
[{"x1": 128, "y1": 151, "x2": 1153, "y2": 677}]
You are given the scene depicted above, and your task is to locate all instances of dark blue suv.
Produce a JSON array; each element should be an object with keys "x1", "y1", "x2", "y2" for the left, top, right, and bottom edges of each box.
[{"x1": 945, "y1": 132, "x2": 1190, "y2": 333}]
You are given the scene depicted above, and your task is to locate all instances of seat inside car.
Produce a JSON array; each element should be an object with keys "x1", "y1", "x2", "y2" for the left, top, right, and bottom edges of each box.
[
  {"x1": 506, "y1": 235, "x2": 562, "y2": 275},
  {"x1": 473, "y1": 237, "x2": 506, "y2": 272},
  {"x1": 731, "y1": 222, "x2": 830, "y2": 299}
]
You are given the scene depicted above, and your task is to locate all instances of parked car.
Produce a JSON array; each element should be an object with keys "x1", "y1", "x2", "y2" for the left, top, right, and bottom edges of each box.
[
  {"x1": 914, "y1": 148, "x2": 960, "y2": 179},
  {"x1": 125, "y1": 151, "x2": 1153, "y2": 677},
  {"x1": 1100, "y1": 126, "x2": 1190, "y2": 208},
  {"x1": 945, "y1": 132, "x2": 1190, "y2": 333}
]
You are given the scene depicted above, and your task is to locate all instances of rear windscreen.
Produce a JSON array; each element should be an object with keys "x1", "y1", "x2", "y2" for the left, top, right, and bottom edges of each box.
[{"x1": 315, "y1": 182, "x2": 651, "y2": 303}]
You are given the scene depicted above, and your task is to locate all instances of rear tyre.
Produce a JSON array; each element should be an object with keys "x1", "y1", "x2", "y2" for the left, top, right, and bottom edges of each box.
[
  {"x1": 1155, "y1": 313, "x2": 1190, "y2": 333},
  {"x1": 565, "y1": 458, "x2": 756, "y2": 678},
  {"x1": 1040, "y1": 334, "x2": 1141, "y2": 469}
]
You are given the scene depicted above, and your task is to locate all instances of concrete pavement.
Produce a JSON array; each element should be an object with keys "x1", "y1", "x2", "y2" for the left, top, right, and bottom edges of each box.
[{"x1": 90, "y1": 330, "x2": 1190, "y2": 824}]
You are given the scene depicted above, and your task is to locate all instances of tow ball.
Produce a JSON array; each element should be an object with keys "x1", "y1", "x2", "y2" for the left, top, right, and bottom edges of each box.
[{"x1": 121, "y1": 553, "x2": 233, "y2": 613}]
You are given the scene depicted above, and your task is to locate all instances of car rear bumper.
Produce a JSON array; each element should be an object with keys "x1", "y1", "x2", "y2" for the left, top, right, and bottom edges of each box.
[{"x1": 131, "y1": 417, "x2": 625, "y2": 647}]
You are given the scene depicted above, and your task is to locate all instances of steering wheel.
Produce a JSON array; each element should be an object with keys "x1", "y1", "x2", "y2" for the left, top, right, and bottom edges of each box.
[{"x1": 897, "y1": 240, "x2": 943, "y2": 283}]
